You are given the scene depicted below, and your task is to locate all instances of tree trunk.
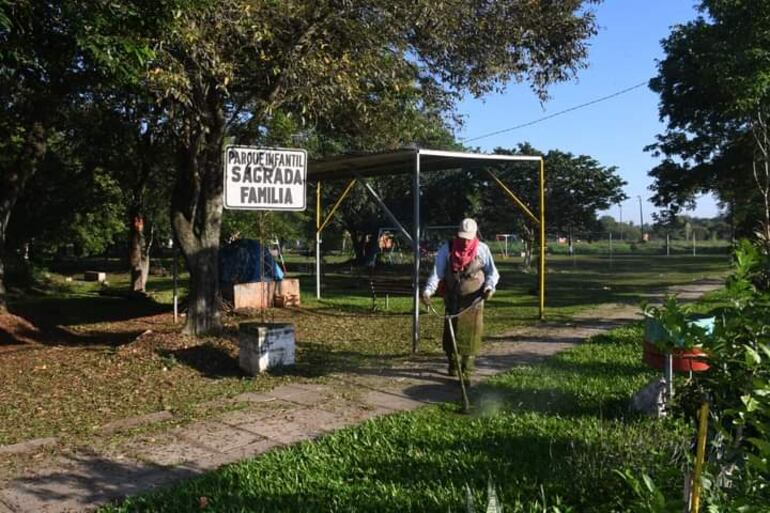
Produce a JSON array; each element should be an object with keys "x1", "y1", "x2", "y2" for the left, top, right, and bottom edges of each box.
[
  {"x1": 129, "y1": 215, "x2": 151, "y2": 292},
  {"x1": 0, "y1": 123, "x2": 47, "y2": 312},
  {"x1": 343, "y1": 221, "x2": 367, "y2": 265},
  {"x1": 171, "y1": 85, "x2": 225, "y2": 336},
  {"x1": 752, "y1": 109, "x2": 770, "y2": 253},
  {"x1": 0, "y1": 236, "x2": 7, "y2": 314},
  {"x1": 518, "y1": 223, "x2": 534, "y2": 270}
]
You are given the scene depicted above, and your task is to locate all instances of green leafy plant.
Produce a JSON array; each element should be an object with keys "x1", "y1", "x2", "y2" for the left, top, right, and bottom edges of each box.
[
  {"x1": 614, "y1": 470, "x2": 683, "y2": 513},
  {"x1": 642, "y1": 296, "x2": 711, "y2": 351},
  {"x1": 461, "y1": 481, "x2": 576, "y2": 513},
  {"x1": 677, "y1": 240, "x2": 770, "y2": 508}
]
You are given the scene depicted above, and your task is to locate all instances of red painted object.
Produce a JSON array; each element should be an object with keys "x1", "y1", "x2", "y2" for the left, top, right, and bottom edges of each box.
[{"x1": 643, "y1": 340, "x2": 710, "y2": 372}]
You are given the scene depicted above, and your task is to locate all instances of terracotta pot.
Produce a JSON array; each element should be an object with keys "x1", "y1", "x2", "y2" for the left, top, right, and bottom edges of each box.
[{"x1": 642, "y1": 340, "x2": 710, "y2": 372}]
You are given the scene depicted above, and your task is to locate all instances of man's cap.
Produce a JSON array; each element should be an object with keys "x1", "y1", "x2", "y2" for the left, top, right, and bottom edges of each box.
[{"x1": 457, "y1": 218, "x2": 478, "y2": 240}]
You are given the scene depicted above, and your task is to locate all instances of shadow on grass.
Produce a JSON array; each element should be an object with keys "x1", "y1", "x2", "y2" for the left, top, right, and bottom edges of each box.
[
  {"x1": 163, "y1": 343, "x2": 244, "y2": 379},
  {"x1": 7, "y1": 295, "x2": 169, "y2": 347}
]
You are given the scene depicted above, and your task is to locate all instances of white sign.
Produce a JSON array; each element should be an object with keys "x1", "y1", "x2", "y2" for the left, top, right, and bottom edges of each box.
[{"x1": 224, "y1": 146, "x2": 307, "y2": 211}]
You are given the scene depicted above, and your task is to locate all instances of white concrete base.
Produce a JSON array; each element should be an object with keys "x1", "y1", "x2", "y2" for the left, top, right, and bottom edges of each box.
[
  {"x1": 238, "y1": 322, "x2": 295, "y2": 374},
  {"x1": 84, "y1": 271, "x2": 106, "y2": 282}
]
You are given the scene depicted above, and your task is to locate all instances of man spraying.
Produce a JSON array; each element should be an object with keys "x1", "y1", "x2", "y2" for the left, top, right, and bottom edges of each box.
[{"x1": 422, "y1": 218, "x2": 499, "y2": 384}]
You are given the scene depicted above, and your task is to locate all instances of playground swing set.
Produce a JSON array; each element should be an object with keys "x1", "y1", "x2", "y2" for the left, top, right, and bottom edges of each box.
[{"x1": 308, "y1": 148, "x2": 547, "y2": 353}]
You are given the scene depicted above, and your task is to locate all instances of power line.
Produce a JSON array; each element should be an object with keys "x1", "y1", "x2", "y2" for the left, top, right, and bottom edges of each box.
[{"x1": 461, "y1": 80, "x2": 649, "y2": 143}]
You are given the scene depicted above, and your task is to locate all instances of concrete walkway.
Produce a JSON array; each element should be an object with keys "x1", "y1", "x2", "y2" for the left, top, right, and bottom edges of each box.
[{"x1": 0, "y1": 279, "x2": 723, "y2": 513}]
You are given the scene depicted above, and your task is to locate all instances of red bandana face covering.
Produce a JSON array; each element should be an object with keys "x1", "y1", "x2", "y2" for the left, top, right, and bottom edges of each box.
[{"x1": 450, "y1": 237, "x2": 479, "y2": 272}]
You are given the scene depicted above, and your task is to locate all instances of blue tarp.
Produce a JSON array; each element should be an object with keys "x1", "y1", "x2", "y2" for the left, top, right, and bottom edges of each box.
[{"x1": 219, "y1": 239, "x2": 284, "y2": 291}]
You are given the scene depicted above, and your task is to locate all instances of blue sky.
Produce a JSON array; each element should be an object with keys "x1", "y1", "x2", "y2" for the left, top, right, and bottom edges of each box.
[{"x1": 456, "y1": 0, "x2": 720, "y2": 222}]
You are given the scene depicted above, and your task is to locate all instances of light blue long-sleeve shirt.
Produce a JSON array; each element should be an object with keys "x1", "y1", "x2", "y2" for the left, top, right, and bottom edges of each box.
[{"x1": 423, "y1": 241, "x2": 500, "y2": 296}]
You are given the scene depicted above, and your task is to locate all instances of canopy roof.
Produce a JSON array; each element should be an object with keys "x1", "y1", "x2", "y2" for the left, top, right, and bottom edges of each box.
[{"x1": 308, "y1": 148, "x2": 541, "y2": 181}]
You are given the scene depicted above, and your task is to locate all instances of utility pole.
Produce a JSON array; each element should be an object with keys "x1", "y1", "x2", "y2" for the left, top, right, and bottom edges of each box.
[
  {"x1": 619, "y1": 203, "x2": 623, "y2": 241},
  {"x1": 637, "y1": 195, "x2": 645, "y2": 242}
]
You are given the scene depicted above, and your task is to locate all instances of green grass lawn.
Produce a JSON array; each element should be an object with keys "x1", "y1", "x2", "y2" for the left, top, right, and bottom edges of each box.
[
  {"x1": 294, "y1": 253, "x2": 730, "y2": 337},
  {"x1": 0, "y1": 254, "x2": 728, "y2": 448},
  {"x1": 100, "y1": 324, "x2": 693, "y2": 513}
]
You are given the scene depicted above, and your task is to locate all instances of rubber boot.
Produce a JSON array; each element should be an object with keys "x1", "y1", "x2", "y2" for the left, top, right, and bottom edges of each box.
[{"x1": 447, "y1": 354, "x2": 458, "y2": 376}]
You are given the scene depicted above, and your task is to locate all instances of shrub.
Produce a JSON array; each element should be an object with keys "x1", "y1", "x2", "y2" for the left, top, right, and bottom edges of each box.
[{"x1": 675, "y1": 240, "x2": 770, "y2": 508}]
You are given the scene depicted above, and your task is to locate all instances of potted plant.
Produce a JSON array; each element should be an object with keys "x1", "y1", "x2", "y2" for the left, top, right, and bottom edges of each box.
[{"x1": 642, "y1": 296, "x2": 713, "y2": 372}]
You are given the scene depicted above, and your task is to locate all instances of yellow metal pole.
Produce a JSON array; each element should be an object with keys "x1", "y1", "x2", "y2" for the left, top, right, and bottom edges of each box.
[
  {"x1": 318, "y1": 179, "x2": 357, "y2": 232},
  {"x1": 486, "y1": 170, "x2": 540, "y2": 226},
  {"x1": 690, "y1": 402, "x2": 709, "y2": 513},
  {"x1": 539, "y1": 158, "x2": 546, "y2": 320}
]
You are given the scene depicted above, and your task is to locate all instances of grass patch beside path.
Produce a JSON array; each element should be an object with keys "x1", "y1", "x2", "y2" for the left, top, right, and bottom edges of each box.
[{"x1": 101, "y1": 325, "x2": 692, "y2": 513}]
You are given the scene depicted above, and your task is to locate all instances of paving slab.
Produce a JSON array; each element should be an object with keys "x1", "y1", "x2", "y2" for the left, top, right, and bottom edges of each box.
[
  {"x1": 99, "y1": 411, "x2": 173, "y2": 435},
  {"x1": 176, "y1": 421, "x2": 264, "y2": 454},
  {"x1": 289, "y1": 407, "x2": 350, "y2": 433},
  {"x1": 217, "y1": 401, "x2": 297, "y2": 426},
  {"x1": 230, "y1": 413, "x2": 325, "y2": 445},
  {"x1": 134, "y1": 436, "x2": 217, "y2": 467},
  {"x1": 266, "y1": 383, "x2": 330, "y2": 406},
  {"x1": 360, "y1": 389, "x2": 426, "y2": 412},
  {"x1": 234, "y1": 391, "x2": 279, "y2": 403},
  {"x1": 0, "y1": 455, "x2": 162, "y2": 513},
  {"x1": 0, "y1": 438, "x2": 57, "y2": 456},
  {"x1": 219, "y1": 437, "x2": 281, "y2": 461}
]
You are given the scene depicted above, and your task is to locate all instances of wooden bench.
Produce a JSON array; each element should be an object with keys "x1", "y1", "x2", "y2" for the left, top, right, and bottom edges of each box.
[{"x1": 368, "y1": 273, "x2": 414, "y2": 310}]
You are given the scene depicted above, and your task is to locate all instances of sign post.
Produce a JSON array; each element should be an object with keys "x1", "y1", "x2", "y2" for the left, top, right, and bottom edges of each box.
[
  {"x1": 222, "y1": 144, "x2": 307, "y2": 306},
  {"x1": 224, "y1": 146, "x2": 307, "y2": 374},
  {"x1": 224, "y1": 146, "x2": 307, "y2": 211}
]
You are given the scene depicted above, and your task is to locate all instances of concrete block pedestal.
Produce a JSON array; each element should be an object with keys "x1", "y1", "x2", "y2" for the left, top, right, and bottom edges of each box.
[
  {"x1": 84, "y1": 271, "x2": 106, "y2": 282},
  {"x1": 238, "y1": 322, "x2": 296, "y2": 375}
]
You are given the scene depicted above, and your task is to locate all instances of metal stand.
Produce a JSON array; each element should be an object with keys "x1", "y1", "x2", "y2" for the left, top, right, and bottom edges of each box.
[
  {"x1": 664, "y1": 353, "x2": 674, "y2": 401},
  {"x1": 412, "y1": 154, "x2": 421, "y2": 353},
  {"x1": 172, "y1": 243, "x2": 179, "y2": 323},
  {"x1": 316, "y1": 183, "x2": 321, "y2": 300}
]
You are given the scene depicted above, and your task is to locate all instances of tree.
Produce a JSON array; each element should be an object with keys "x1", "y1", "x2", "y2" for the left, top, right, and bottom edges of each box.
[
  {"x1": 480, "y1": 143, "x2": 626, "y2": 267},
  {"x1": 71, "y1": 95, "x2": 175, "y2": 292},
  {"x1": 7, "y1": 143, "x2": 127, "y2": 258},
  {"x1": 136, "y1": 0, "x2": 601, "y2": 334},
  {"x1": 0, "y1": 1, "x2": 79, "y2": 311},
  {"x1": 0, "y1": 0, "x2": 167, "y2": 308},
  {"x1": 648, "y1": 0, "x2": 770, "y2": 246}
]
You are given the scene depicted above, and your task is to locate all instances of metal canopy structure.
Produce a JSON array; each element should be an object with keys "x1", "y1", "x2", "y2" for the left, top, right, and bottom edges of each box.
[{"x1": 308, "y1": 148, "x2": 545, "y2": 353}]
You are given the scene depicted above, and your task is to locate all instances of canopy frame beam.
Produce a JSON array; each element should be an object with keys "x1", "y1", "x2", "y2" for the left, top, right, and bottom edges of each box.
[
  {"x1": 310, "y1": 149, "x2": 547, "y2": 347},
  {"x1": 357, "y1": 175, "x2": 413, "y2": 244}
]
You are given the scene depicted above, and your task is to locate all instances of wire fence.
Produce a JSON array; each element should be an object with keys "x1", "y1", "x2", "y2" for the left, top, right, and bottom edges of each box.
[{"x1": 488, "y1": 232, "x2": 732, "y2": 258}]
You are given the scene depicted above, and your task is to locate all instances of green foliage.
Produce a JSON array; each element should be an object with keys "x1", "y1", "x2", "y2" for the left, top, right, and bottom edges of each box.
[
  {"x1": 672, "y1": 240, "x2": 770, "y2": 508},
  {"x1": 648, "y1": 0, "x2": 770, "y2": 237},
  {"x1": 8, "y1": 149, "x2": 127, "y2": 257},
  {"x1": 476, "y1": 143, "x2": 626, "y2": 267},
  {"x1": 483, "y1": 144, "x2": 626, "y2": 238},
  {"x1": 221, "y1": 210, "x2": 309, "y2": 245},
  {"x1": 614, "y1": 470, "x2": 684, "y2": 513},
  {"x1": 642, "y1": 297, "x2": 711, "y2": 351}
]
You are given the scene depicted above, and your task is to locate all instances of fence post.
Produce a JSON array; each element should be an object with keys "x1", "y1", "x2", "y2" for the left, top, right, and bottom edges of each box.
[{"x1": 666, "y1": 233, "x2": 670, "y2": 256}]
